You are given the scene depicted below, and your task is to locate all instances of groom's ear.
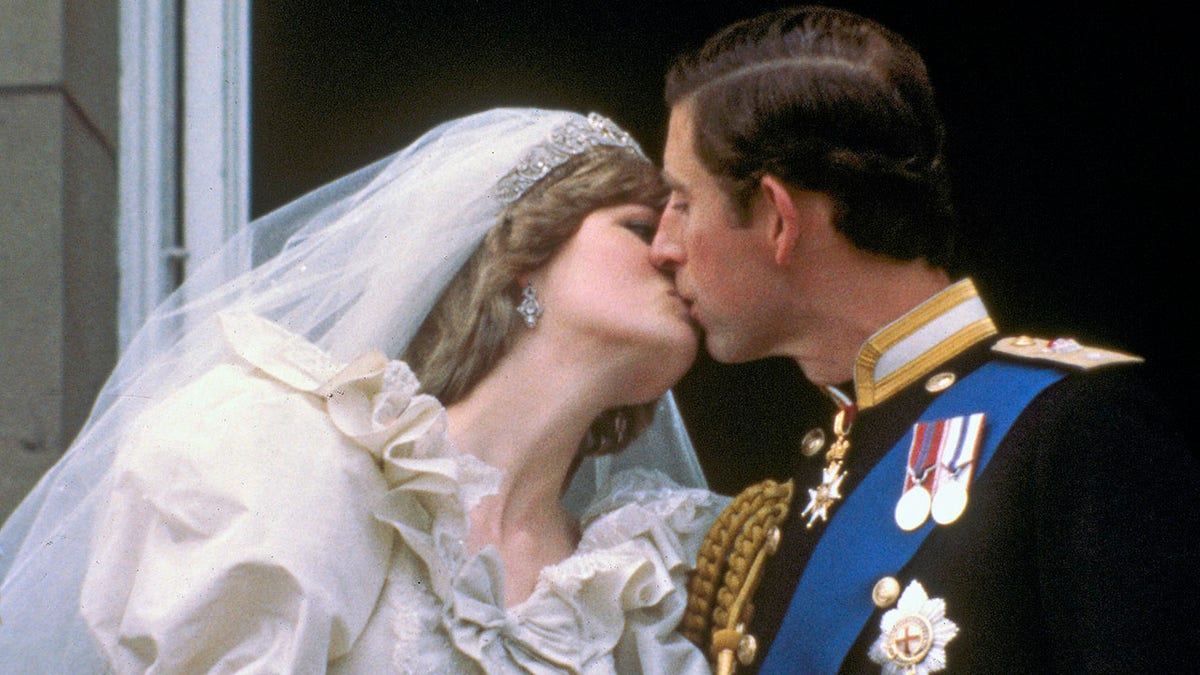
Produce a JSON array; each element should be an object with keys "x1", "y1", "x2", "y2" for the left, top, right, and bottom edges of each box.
[
  {"x1": 758, "y1": 175, "x2": 838, "y2": 267},
  {"x1": 757, "y1": 174, "x2": 802, "y2": 267}
]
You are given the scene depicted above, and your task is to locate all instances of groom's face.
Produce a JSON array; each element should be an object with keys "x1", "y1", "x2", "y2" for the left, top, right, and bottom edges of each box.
[{"x1": 651, "y1": 100, "x2": 782, "y2": 364}]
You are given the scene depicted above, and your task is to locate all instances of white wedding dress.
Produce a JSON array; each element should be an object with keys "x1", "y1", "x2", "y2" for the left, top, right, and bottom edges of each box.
[
  {"x1": 81, "y1": 314, "x2": 724, "y2": 673},
  {"x1": 0, "y1": 108, "x2": 722, "y2": 673}
]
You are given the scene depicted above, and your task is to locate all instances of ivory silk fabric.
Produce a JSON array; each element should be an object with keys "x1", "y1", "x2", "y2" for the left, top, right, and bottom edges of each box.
[{"x1": 81, "y1": 314, "x2": 723, "y2": 673}]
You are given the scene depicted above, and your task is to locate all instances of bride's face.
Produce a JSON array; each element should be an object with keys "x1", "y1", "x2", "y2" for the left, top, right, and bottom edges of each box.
[{"x1": 534, "y1": 202, "x2": 699, "y2": 399}]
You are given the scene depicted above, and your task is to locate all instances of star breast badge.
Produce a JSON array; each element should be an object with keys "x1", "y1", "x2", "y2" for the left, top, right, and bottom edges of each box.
[{"x1": 868, "y1": 580, "x2": 959, "y2": 674}]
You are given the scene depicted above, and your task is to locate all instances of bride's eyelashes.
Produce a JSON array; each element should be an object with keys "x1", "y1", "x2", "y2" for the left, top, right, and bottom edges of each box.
[{"x1": 623, "y1": 219, "x2": 657, "y2": 243}]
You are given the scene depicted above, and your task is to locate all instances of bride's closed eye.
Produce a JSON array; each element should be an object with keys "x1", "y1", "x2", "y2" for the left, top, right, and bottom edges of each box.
[{"x1": 623, "y1": 219, "x2": 658, "y2": 243}]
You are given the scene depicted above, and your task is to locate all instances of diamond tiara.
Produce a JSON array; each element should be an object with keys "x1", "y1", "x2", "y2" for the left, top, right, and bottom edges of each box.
[{"x1": 495, "y1": 113, "x2": 647, "y2": 204}]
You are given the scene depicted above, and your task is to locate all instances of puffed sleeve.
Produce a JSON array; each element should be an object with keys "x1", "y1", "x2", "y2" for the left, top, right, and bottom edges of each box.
[
  {"x1": 80, "y1": 362, "x2": 393, "y2": 674},
  {"x1": 580, "y1": 469, "x2": 729, "y2": 674}
]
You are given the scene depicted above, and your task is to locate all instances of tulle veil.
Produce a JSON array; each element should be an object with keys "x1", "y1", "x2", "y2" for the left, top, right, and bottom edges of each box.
[{"x1": 0, "y1": 108, "x2": 705, "y2": 669}]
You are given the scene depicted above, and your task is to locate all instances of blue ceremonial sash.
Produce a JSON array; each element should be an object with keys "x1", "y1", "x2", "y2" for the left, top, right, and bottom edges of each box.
[{"x1": 759, "y1": 360, "x2": 1065, "y2": 674}]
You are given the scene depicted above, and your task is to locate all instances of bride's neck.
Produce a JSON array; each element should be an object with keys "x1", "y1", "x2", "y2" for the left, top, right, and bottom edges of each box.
[
  {"x1": 445, "y1": 343, "x2": 607, "y2": 537},
  {"x1": 446, "y1": 343, "x2": 611, "y2": 606}
]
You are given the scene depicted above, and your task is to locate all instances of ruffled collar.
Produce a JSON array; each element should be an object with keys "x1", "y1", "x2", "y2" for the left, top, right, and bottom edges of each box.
[{"x1": 219, "y1": 313, "x2": 712, "y2": 671}]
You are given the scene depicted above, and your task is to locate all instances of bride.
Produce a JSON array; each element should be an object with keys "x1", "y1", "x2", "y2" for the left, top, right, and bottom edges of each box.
[{"x1": 0, "y1": 109, "x2": 725, "y2": 672}]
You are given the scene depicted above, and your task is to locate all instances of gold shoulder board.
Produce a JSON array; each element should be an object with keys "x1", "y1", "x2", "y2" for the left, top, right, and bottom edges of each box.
[{"x1": 992, "y1": 336, "x2": 1143, "y2": 370}]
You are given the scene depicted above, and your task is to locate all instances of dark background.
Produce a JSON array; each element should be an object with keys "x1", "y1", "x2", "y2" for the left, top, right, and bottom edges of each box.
[{"x1": 252, "y1": 2, "x2": 1196, "y2": 496}]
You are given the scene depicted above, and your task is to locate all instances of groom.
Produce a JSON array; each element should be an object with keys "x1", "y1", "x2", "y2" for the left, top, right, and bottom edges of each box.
[{"x1": 651, "y1": 6, "x2": 1199, "y2": 673}]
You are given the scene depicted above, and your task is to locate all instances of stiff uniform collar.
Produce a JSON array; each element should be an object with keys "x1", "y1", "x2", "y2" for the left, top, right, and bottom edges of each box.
[{"x1": 843, "y1": 278, "x2": 998, "y2": 410}]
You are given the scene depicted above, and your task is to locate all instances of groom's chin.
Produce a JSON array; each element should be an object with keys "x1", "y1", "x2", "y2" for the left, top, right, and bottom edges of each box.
[{"x1": 703, "y1": 332, "x2": 759, "y2": 365}]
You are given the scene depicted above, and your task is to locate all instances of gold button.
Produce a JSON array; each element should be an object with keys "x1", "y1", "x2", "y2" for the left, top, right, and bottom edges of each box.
[
  {"x1": 873, "y1": 576, "x2": 901, "y2": 608},
  {"x1": 800, "y1": 427, "x2": 826, "y2": 457},
  {"x1": 1012, "y1": 335, "x2": 1035, "y2": 347},
  {"x1": 737, "y1": 633, "x2": 758, "y2": 665},
  {"x1": 925, "y1": 371, "x2": 956, "y2": 393}
]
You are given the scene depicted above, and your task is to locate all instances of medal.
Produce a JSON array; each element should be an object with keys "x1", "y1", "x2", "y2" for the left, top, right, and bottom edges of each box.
[
  {"x1": 930, "y1": 412, "x2": 984, "y2": 525},
  {"x1": 930, "y1": 480, "x2": 968, "y2": 525},
  {"x1": 895, "y1": 419, "x2": 939, "y2": 531},
  {"x1": 896, "y1": 413, "x2": 986, "y2": 530},
  {"x1": 894, "y1": 485, "x2": 931, "y2": 532}
]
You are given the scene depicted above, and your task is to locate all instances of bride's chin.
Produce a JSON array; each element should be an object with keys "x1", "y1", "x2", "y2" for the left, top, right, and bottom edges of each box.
[
  {"x1": 672, "y1": 331, "x2": 701, "y2": 367},
  {"x1": 655, "y1": 343, "x2": 699, "y2": 389},
  {"x1": 619, "y1": 352, "x2": 694, "y2": 403}
]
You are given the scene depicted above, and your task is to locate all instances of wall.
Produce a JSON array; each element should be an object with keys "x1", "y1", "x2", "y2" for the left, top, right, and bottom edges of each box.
[{"x1": 0, "y1": 0, "x2": 118, "y2": 520}]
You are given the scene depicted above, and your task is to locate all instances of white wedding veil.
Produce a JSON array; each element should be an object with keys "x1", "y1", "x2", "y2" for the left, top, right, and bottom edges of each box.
[{"x1": 0, "y1": 108, "x2": 705, "y2": 669}]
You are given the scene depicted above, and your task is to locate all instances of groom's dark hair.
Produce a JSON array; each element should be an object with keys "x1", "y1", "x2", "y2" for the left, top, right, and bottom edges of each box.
[{"x1": 666, "y1": 6, "x2": 959, "y2": 271}]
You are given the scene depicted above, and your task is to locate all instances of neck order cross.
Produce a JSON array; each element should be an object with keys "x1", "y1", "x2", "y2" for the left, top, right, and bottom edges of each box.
[{"x1": 800, "y1": 404, "x2": 855, "y2": 528}]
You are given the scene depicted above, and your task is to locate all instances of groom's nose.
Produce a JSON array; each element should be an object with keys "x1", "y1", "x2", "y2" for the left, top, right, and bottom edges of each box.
[{"x1": 650, "y1": 211, "x2": 684, "y2": 272}]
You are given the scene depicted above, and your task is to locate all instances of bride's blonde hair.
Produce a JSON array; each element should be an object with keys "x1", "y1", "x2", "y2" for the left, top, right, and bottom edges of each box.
[{"x1": 406, "y1": 145, "x2": 669, "y2": 456}]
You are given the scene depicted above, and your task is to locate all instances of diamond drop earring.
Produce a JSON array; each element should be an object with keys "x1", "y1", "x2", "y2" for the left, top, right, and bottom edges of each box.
[{"x1": 517, "y1": 283, "x2": 543, "y2": 328}]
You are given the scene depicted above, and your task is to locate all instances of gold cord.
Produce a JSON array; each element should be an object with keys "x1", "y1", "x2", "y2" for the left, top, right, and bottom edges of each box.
[{"x1": 683, "y1": 478, "x2": 794, "y2": 672}]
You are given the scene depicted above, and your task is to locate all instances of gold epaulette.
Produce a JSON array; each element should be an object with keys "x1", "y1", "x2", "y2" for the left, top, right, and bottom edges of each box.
[
  {"x1": 684, "y1": 478, "x2": 794, "y2": 675},
  {"x1": 992, "y1": 336, "x2": 1143, "y2": 370}
]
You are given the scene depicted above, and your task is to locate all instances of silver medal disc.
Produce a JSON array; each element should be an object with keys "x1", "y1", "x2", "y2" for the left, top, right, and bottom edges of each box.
[
  {"x1": 931, "y1": 479, "x2": 968, "y2": 525},
  {"x1": 894, "y1": 486, "x2": 932, "y2": 531}
]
